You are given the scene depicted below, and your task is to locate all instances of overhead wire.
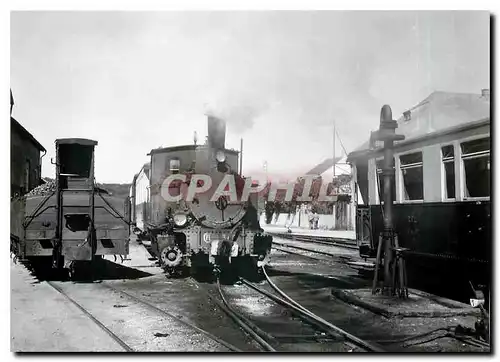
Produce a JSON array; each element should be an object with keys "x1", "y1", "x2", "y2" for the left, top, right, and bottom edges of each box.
[{"x1": 335, "y1": 127, "x2": 349, "y2": 157}]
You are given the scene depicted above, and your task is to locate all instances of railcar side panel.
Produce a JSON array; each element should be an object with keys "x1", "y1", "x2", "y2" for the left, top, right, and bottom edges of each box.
[{"x1": 361, "y1": 201, "x2": 490, "y2": 300}]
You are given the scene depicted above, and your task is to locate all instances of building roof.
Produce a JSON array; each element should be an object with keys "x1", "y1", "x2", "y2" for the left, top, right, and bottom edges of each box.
[
  {"x1": 11, "y1": 117, "x2": 46, "y2": 152},
  {"x1": 304, "y1": 156, "x2": 344, "y2": 176},
  {"x1": 348, "y1": 90, "x2": 490, "y2": 161}
]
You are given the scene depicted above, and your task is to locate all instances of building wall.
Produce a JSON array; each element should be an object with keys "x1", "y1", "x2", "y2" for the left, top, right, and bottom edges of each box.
[
  {"x1": 11, "y1": 128, "x2": 42, "y2": 196},
  {"x1": 259, "y1": 209, "x2": 355, "y2": 231}
]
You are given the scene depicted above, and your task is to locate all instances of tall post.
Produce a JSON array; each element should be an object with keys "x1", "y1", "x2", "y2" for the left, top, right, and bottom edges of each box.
[
  {"x1": 333, "y1": 121, "x2": 336, "y2": 224},
  {"x1": 333, "y1": 120, "x2": 336, "y2": 181},
  {"x1": 371, "y1": 105, "x2": 405, "y2": 296},
  {"x1": 240, "y1": 138, "x2": 243, "y2": 175},
  {"x1": 382, "y1": 138, "x2": 394, "y2": 293}
]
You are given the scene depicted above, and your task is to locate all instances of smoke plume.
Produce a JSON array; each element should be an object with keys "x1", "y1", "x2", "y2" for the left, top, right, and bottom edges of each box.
[{"x1": 204, "y1": 92, "x2": 269, "y2": 134}]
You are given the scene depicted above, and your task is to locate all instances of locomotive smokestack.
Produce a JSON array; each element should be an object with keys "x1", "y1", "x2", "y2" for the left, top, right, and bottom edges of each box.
[{"x1": 207, "y1": 115, "x2": 226, "y2": 150}]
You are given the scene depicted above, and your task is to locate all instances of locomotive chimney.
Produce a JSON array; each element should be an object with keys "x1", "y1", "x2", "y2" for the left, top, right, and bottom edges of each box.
[{"x1": 206, "y1": 115, "x2": 226, "y2": 150}]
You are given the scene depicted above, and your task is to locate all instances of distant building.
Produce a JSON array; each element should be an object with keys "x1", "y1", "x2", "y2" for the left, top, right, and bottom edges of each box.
[{"x1": 10, "y1": 90, "x2": 46, "y2": 197}]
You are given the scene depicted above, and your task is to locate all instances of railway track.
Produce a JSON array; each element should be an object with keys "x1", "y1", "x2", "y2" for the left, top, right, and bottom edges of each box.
[
  {"x1": 47, "y1": 280, "x2": 240, "y2": 352},
  {"x1": 194, "y1": 267, "x2": 385, "y2": 352},
  {"x1": 269, "y1": 232, "x2": 358, "y2": 250},
  {"x1": 272, "y1": 241, "x2": 353, "y2": 260},
  {"x1": 46, "y1": 281, "x2": 134, "y2": 352},
  {"x1": 103, "y1": 283, "x2": 242, "y2": 352},
  {"x1": 272, "y1": 242, "x2": 367, "y2": 270},
  {"x1": 271, "y1": 238, "x2": 375, "y2": 272}
]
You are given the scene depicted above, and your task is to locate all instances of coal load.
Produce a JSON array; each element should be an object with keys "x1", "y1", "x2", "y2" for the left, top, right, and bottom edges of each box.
[{"x1": 26, "y1": 180, "x2": 57, "y2": 197}]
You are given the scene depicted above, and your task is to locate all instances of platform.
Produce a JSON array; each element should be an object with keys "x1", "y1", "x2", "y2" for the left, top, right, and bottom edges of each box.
[
  {"x1": 330, "y1": 287, "x2": 482, "y2": 319},
  {"x1": 261, "y1": 225, "x2": 356, "y2": 240},
  {"x1": 10, "y1": 261, "x2": 124, "y2": 352}
]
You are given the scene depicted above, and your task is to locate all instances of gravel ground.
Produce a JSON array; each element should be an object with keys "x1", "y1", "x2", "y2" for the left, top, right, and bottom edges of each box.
[
  {"x1": 11, "y1": 237, "x2": 489, "y2": 353},
  {"x1": 264, "y1": 244, "x2": 489, "y2": 353}
]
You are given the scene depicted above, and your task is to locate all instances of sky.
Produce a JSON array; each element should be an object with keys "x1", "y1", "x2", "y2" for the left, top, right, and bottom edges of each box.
[{"x1": 10, "y1": 11, "x2": 490, "y2": 183}]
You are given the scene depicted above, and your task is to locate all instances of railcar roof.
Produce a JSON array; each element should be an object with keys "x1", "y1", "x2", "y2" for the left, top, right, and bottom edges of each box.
[
  {"x1": 347, "y1": 91, "x2": 490, "y2": 162},
  {"x1": 56, "y1": 138, "x2": 98, "y2": 146}
]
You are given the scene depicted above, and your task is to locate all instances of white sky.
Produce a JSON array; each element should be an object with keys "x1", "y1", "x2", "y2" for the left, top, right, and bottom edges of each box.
[{"x1": 10, "y1": 11, "x2": 490, "y2": 183}]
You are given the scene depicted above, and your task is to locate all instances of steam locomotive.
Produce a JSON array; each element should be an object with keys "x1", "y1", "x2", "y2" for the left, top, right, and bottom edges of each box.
[
  {"x1": 10, "y1": 138, "x2": 130, "y2": 278},
  {"x1": 130, "y1": 116, "x2": 272, "y2": 278}
]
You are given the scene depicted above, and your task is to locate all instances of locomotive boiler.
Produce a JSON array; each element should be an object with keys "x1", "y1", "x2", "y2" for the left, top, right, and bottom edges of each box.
[
  {"x1": 10, "y1": 138, "x2": 130, "y2": 278},
  {"x1": 132, "y1": 116, "x2": 272, "y2": 278}
]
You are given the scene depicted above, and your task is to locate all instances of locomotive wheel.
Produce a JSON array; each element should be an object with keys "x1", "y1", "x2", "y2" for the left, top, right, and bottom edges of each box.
[
  {"x1": 160, "y1": 246, "x2": 183, "y2": 274},
  {"x1": 67, "y1": 261, "x2": 96, "y2": 282},
  {"x1": 190, "y1": 264, "x2": 215, "y2": 283},
  {"x1": 237, "y1": 256, "x2": 263, "y2": 282},
  {"x1": 67, "y1": 262, "x2": 77, "y2": 281},
  {"x1": 215, "y1": 256, "x2": 238, "y2": 284}
]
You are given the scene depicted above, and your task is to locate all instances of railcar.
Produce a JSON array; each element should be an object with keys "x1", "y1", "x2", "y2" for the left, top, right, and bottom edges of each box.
[
  {"x1": 131, "y1": 116, "x2": 272, "y2": 278},
  {"x1": 348, "y1": 90, "x2": 491, "y2": 302},
  {"x1": 10, "y1": 138, "x2": 130, "y2": 278}
]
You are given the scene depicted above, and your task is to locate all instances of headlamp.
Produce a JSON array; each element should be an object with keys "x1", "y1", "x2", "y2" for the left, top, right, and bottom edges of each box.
[
  {"x1": 215, "y1": 150, "x2": 226, "y2": 163},
  {"x1": 173, "y1": 213, "x2": 188, "y2": 227}
]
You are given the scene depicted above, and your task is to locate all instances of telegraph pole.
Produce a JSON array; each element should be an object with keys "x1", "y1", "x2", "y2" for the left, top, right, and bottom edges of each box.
[
  {"x1": 333, "y1": 121, "x2": 336, "y2": 222},
  {"x1": 239, "y1": 138, "x2": 243, "y2": 175},
  {"x1": 333, "y1": 120, "x2": 336, "y2": 182}
]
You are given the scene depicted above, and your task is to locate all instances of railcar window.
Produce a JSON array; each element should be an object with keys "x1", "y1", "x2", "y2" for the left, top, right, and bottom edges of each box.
[
  {"x1": 461, "y1": 138, "x2": 490, "y2": 198},
  {"x1": 376, "y1": 158, "x2": 396, "y2": 204},
  {"x1": 400, "y1": 152, "x2": 423, "y2": 201},
  {"x1": 356, "y1": 162, "x2": 369, "y2": 204},
  {"x1": 441, "y1": 145, "x2": 455, "y2": 199}
]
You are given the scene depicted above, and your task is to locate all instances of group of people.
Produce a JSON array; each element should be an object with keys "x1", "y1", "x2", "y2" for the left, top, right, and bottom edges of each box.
[{"x1": 308, "y1": 211, "x2": 320, "y2": 230}]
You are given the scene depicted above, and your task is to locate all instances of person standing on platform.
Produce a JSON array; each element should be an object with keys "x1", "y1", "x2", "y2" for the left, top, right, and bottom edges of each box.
[
  {"x1": 313, "y1": 211, "x2": 319, "y2": 230},
  {"x1": 308, "y1": 211, "x2": 314, "y2": 229}
]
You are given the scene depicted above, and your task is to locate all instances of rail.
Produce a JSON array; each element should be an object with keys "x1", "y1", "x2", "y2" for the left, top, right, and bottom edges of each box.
[
  {"x1": 103, "y1": 283, "x2": 241, "y2": 352},
  {"x1": 240, "y1": 266, "x2": 387, "y2": 352},
  {"x1": 189, "y1": 277, "x2": 276, "y2": 352},
  {"x1": 46, "y1": 281, "x2": 133, "y2": 352},
  {"x1": 270, "y1": 232, "x2": 358, "y2": 250},
  {"x1": 272, "y1": 241, "x2": 355, "y2": 260},
  {"x1": 215, "y1": 278, "x2": 276, "y2": 352}
]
